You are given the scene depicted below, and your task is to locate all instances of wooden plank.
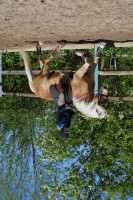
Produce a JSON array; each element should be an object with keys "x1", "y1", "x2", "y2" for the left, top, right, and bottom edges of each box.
[
  {"x1": 3, "y1": 92, "x2": 133, "y2": 101},
  {"x1": 2, "y1": 70, "x2": 72, "y2": 75},
  {"x1": 99, "y1": 71, "x2": 133, "y2": 76},
  {"x1": 2, "y1": 70, "x2": 40, "y2": 75},
  {"x1": 108, "y1": 96, "x2": 133, "y2": 101},
  {"x1": 3, "y1": 92, "x2": 39, "y2": 98},
  {"x1": 3, "y1": 70, "x2": 133, "y2": 76}
]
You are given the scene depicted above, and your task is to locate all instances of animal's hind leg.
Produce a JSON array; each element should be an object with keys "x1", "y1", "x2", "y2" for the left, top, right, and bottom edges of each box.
[
  {"x1": 36, "y1": 43, "x2": 51, "y2": 74},
  {"x1": 36, "y1": 44, "x2": 58, "y2": 75},
  {"x1": 41, "y1": 55, "x2": 53, "y2": 75},
  {"x1": 41, "y1": 50, "x2": 59, "y2": 75},
  {"x1": 36, "y1": 44, "x2": 44, "y2": 69}
]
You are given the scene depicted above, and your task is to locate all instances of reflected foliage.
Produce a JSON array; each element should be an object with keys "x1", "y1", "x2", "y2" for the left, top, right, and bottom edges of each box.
[{"x1": 0, "y1": 48, "x2": 133, "y2": 199}]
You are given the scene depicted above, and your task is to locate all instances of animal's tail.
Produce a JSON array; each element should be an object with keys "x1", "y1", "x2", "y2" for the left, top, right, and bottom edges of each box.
[{"x1": 19, "y1": 50, "x2": 34, "y2": 90}]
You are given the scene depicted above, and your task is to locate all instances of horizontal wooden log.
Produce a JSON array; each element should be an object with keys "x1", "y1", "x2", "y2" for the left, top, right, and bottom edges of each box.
[
  {"x1": 2, "y1": 70, "x2": 40, "y2": 75},
  {"x1": 99, "y1": 71, "x2": 133, "y2": 76},
  {"x1": 108, "y1": 96, "x2": 133, "y2": 101},
  {"x1": 3, "y1": 92, "x2": 39, "y2": 98},
  {"x1": 2, "y1": 92, "x2": 133, "y2": 101},
  {"x1": 3, "y1": 70, "x2": 133, "y2": 76},
  {"x1": 2, "y1": 70, "x2": 72, "y2": 75}
]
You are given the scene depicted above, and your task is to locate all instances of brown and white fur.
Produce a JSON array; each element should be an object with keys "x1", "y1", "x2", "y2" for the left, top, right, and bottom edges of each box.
[{"x1": 20, "y1": 44, "x2": 109, "y2": 118}]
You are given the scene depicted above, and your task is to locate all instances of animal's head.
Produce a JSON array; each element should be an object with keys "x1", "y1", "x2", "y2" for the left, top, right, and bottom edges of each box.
[
  {"x1": 86, "y1": 100, "x2": 108, "y2": 118},
  {"x1": 73, "y1": 98, "x2": 108, "y2": 118},
  {"x1": 93, "y1": 103, "x2": 108, "y2": 118},
  {"x1": 73, "y1": 86, "x2": 109, "y2": 119}
]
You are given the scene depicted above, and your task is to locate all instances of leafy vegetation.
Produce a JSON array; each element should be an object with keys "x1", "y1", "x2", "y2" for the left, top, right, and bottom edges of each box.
[{"x1": 0, "y1": 47, "x2": 133, "y2": 199}]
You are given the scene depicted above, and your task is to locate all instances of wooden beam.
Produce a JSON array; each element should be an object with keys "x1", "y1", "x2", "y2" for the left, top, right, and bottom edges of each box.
[
  {"x1": 2, "y1": 70, "x2": 72, "y2": 75},
  {"x1": 2, "y1": 92, "x2": 133, "y2": 101},
  {"x1": 2, "y1": 70, "x2": 40, "y2": 75},
  {"x1": 3, "y1": 70, "x2": 133, "y2": 76},
  {"x1": 108, "y1": 96, "x2": 133, "y2": 101},
  {"x1": 99, "y1": 71, "x2": 133, "y2": 76},
  {"x1": 3, "y1": 92, "x2": 39, "y2": 98}
]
